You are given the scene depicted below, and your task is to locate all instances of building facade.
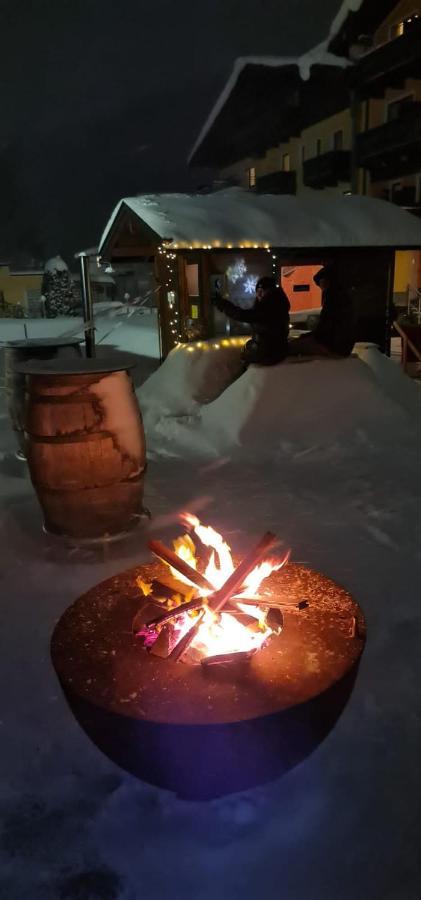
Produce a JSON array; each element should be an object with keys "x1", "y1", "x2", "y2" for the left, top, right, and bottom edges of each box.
[{"x1": 190, "y1": 0, "x2": 421, "y2": 308}]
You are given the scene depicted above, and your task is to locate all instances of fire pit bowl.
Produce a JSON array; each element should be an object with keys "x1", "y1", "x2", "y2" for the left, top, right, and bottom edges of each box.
[{"x1": 51, "y1": 560, "x2": 366, "y2": 799}]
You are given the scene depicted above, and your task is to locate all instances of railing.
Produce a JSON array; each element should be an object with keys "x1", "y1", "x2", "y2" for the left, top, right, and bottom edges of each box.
[
  {"x1": 256, "y1": 170, "x2": 296, "y2": 194},
  {"x1": 356, "y1": 102, "x2": 421, "y2": 173},
  {"x1": 350, "y1": 19, "x2": 421, "y2": 96},
  {"x1": 302, "y1": 150, "x2": 351, "y2": 189}
]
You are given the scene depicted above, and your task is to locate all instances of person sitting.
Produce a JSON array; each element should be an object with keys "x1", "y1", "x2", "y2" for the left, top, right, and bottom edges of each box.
[
  {"x1": 288, "y1": 266, "x2": 356, "y2": 358},
  {"x1": 213, "y1": 276, "x2": 290, "y2": 366}
]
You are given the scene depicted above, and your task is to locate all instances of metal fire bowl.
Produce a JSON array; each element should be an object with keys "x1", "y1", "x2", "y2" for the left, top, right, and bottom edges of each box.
[{"x1": 51, "y1": 561, "x2": 366, "y2": 800}]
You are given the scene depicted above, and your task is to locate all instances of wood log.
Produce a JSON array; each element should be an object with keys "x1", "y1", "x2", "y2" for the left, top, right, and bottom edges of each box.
[
  {"x1": 169, "y1": 610, "x2": 205, "y2": 661},
  {"x1": 148, "y1": 539, "x2": 213, "y2": 593},
  {"x1": 208, "y1": 532, "x2": 278, "y2": 614},
  {"x1": 201, "y1": 650, "x2": 256, "y2": 668}
]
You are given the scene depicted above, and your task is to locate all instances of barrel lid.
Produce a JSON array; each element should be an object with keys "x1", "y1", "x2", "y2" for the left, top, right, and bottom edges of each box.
[
  {"x1": 4, "y1": 337, "x2": 83, "y2": 349},
  {"x1": 15, "y1": 351, "x2": 140, "y2": 375}
]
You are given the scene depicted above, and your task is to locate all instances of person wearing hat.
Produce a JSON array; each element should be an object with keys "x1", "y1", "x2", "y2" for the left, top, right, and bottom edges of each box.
[
  {"x1": 288, "y1": 265, "x2": 356, "y2": 358},
  {"x1": 213, "y1": 276, "x2": 290, "y2": 365}
]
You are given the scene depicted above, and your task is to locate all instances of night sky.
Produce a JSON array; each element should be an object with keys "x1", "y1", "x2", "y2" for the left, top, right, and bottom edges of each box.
[{"x1": 0, "y1": 0, "x2": 340, "y2": 264}]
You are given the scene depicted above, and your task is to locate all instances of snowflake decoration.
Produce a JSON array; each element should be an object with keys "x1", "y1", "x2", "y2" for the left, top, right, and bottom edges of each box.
[
  {"x1": 244, "y1": 276, "x2": 258, "y2": 295},
  {"x1": 226, "y1": 258, "x2": 247, "y2": 284}
]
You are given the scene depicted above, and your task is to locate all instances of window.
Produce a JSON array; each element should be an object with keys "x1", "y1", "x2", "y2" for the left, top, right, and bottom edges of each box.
[
  {"x1": 390, "y1": 20, "x2": 404, "y2": 38},
  {"x1": 390, "y1": 182, "x2": 402, "y2": 201},
  {"x1": 333, "y1": 129, "x2": 343, "y2": 151},
  {"x1": 248, "y1": 166, "x2": 256, "y2": 188},
  {"x1": 316, "y1": 138, "x2": 322, "y2": 156},
  {"x1": 387, "y1": 94, "x2": 414, "y2": 122},
  {"x1": 292, "y1": 284, "x2": 310, "y2": 292},
  {"x1": 390, "y1": 12, "x2": 420, "y2": 40},
  {"x1": 282, "y1": 153, "x2": 291, "y2": 172}
]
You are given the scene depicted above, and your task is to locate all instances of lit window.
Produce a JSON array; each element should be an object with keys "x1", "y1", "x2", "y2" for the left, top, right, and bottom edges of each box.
[
  {"x1": 282, "y1": 153, "x2": 291, "y2": 172},
  {"x1": 248, "y1": 167, "x2": 256, "y2": 188},
  {"x1": 390, "y1": 13, "x2": 420, "y2": 39}
]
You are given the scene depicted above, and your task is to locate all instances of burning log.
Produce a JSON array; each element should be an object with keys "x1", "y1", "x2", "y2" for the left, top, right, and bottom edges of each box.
[
  {"x1": 169, "y1": 609, "x2": 206, "y2": 661},
  {"x1": 140, "y1": 595, "x2": 204, "y2": 630},
  {"x1": 132, "y1": 601, "x2": 166, "y2": 633},
  {"x1": 266, "y1": 608, "x2": 284, "y2": 634},
  {"x1": 200, "y1": 650, "x2": 256, "y2": 668},
  {"x1": 149, "y1": 623, "x2": 182, "y2": 658},
  {"x1": 150, "y1": 575, "x2": 194, "y2": 600},
  {"x1": 208, "y1": 532, "x2": 278, "y2": 614},
  {"x1": 148, "y1": 539, "x2": 213, "y2": 593}
]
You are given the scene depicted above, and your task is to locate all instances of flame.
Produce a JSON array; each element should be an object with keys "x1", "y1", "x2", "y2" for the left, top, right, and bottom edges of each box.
[{"x1": 162, "y1": 513, "x2": 289, "y2": 660}]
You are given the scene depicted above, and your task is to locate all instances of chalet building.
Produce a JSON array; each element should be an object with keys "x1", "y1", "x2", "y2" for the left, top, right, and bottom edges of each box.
[
  {"x1": 99, "y1": 190, "x2": 421, "y2": 358},
  {"x1": 0, "y1": 263, "x2": 43, "y2": 317},
  {"x1": 189, "y1": 0, "x2": 421, "y2": 306}
]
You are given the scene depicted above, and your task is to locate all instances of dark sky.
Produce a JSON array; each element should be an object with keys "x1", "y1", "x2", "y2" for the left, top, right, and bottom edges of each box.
[{"x1": 0, "y1": 0, "x2": 340, "y2": 264}]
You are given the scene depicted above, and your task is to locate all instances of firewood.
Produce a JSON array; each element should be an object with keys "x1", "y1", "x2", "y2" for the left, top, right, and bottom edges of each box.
[
  {"x1": 201, "y1": 650, "x2": 256, "y2": 667},
  {"x1": 148, "y1": 539, "x2": 213, "y2": 593},
  {"x1": 149, "y1": 623, "x2": 181, "y2": 658},
  {"x1": 132, "y1": 601, "x2": 165, "y2": 634},
  {"x1": 144, "y1": 595, "x2": 204, "y2": 629},
  {"x1": 208, "y1": 532, "x2": 278, "y2": 614},
  {"x1": 266, "y1": 608, "x2": 284, "y2": 634},
  {"x1": 169, "y1": 609, "x2": 205, "y2": 661}
]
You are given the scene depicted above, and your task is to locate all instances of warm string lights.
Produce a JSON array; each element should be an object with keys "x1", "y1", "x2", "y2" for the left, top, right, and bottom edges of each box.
[
  {"x1": 170, "y1": 242, "x2": 272, "y2": 251},
  {"x1": 158, "y1": 243, "x2": 183, "y2": 344},
  {"x1": 180, "y1": 337, "x2": 247, "y2": 353},
  {"x1": 158, "y1": 242, "x2": 279, "y2": 349}
]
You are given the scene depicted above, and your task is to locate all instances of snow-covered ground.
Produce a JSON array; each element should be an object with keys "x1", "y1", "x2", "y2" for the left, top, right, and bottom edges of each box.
[
  {"x1": 0, "y1": 308, "x2": 161, "y2": 360},
  {"x1": 1, "y1": 343, "x2": 421, "y2": 899}
]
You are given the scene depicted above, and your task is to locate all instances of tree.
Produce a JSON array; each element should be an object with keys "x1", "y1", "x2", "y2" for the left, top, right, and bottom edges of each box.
[{"x1": 42, "y1": 256, "x2": 77, "y2": 317}]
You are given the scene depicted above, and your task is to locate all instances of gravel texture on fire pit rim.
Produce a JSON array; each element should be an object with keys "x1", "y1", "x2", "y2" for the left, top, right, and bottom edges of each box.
[{"x1": 51, "y1": 561, "x2": 365, "y2": 726}]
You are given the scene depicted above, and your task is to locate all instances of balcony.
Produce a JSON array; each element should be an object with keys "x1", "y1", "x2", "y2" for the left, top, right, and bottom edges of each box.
[
  {"x1": 350, "y1": 19, "x2": 421, "y2": 98},
  {"x1": 356, "y1": 102, "x2": 421, "y2": 182},
  {"x1": 381, "y1": 186, "x2": 421, "y2": 216},
  {"x1": 302, "y1": 150, "x2": 351, "y2": 189},
  {"x1": 255, "y1": 170, "x2": 296, "y2": 194}
]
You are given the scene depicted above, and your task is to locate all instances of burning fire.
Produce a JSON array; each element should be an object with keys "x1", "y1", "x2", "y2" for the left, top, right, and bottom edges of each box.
[{"x1": 140, "y1": 513, "x2": 289, "y2": 663}]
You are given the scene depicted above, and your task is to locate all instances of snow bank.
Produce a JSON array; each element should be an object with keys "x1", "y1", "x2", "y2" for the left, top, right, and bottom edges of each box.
[
  {"x1": 137, "y1": 338, "x2": 247, "y2": 427},
  {"x1": 142, "y1": 348, "x2": 421, "y2": 461}
]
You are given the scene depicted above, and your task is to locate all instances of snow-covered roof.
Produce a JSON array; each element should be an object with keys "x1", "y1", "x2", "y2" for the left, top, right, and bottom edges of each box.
[
  {"x1": 188, "y1": 47, "x2": 350, "y2": 166},
  {"x1": 99, "y1": 189, "x2": 421, "y2": 252}
]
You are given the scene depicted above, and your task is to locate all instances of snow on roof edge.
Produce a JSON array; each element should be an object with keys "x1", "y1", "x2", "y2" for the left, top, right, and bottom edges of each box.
[
  {"x1": 188, "y1": 48, "x2": 351, "y2": 165},
  {"x1": 327, "y1": 0, "x2": 365, "y2": 44},
  {"x1": 98, "y1": 189, "x2": 421, "y2": 253},
  {"x1": 98, "y1": 200, "x2": 126, "y2": 255}
]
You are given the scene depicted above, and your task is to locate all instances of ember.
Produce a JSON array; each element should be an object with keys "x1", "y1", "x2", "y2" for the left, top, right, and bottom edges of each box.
[{"x1": 137, "y1": 514, "x2": 290, "y2": 664}]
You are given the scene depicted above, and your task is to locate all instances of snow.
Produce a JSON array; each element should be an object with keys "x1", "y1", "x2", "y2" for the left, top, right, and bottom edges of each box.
[
  {"x1": 327, "y1": 0, "x2": 364, "y2": 47},
  {"x1": 100, "y1": 189, "x2": 421, "y2": 252},
  {"x1": 44, "y1": 255, "x2": 69, "y2": 273},
  {"x1": 140, "y1": 342, "x2": 421, "y2": 461},
  {"x1": 2, "y1": 336, "x2": 421, "y2": 896},
  {"x1": 188, "y1": 48, "x2": 351, "y2": 165},
  {"x1": 0, "y1": 309, "x2": 161, "y2": 359}
]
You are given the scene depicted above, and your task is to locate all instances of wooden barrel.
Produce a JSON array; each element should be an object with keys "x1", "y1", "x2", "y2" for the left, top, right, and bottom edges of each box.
[
  {"x1": 19, "y1": 356, "x2": 146, "y2": 541},
  {"x1": 5, "y1": 338, "x2": 82, "y2": 458}
]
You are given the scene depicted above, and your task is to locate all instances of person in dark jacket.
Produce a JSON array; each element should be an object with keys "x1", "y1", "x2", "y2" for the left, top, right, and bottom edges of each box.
[
  {"x1": 213, "y1": 276, "x2": 290, "y2": 365},
  {"x1": 288, "y1": 266, "x2": 355, "y2": 358}
]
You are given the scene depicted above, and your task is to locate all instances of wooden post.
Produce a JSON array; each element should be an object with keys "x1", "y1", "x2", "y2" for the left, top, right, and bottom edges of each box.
[
  {"x1": 199, "y1": 251, "x2": 212, "y2": 338},
  {"x1": 350, "y1": 90, "x2": 360, "y2": 195},
  {"x1": 385, "y1": 251, "x2": 395, "y2": 357}
]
